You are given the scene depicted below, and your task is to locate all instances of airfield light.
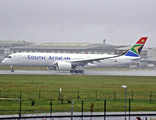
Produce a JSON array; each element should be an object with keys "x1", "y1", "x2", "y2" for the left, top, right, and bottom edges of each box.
[
  {"x1": 71, "y1": 102, "x2": 74, "y2": 120},
  {"x1": 122, "y1": 85, "x2": 127, "y2": 120}
]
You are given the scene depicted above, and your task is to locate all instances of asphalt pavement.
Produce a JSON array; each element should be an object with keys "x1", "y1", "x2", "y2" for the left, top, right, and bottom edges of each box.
[{"x1": 0, "y1": 69, "x2": 156, "y2": 76}]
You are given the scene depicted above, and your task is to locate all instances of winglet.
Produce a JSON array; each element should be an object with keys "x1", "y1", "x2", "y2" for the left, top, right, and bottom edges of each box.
[{"x1": 124, "y1": 37, "x2": 148, "y2": 57}]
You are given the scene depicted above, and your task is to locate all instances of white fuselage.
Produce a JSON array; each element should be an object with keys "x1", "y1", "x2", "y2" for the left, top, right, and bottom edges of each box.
[{"x1": 2, "y1": 52, "x2": 136, "y2": 69}]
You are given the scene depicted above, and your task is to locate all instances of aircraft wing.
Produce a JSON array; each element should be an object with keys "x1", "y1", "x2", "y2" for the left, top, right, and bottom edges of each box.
[
  {"x1": 51, "y1": 55, "x2": 120, "y2": 66},
  {"x1": 69, "y1": 55, "x2": 120, "y2": 66}
]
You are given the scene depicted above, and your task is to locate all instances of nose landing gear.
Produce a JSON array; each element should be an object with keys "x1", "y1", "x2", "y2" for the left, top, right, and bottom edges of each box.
[{"x1": 10, "y1": 66, "x2": 14, "y2": 72}]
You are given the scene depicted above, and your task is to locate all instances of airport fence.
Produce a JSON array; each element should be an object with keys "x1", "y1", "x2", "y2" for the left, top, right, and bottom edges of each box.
[
  {"x1": 0, "y1": 89, "x2": 156, "y2": 101},
  {"x1": 1, "y1": 98, "x2": 156, "y2": 119},
  {"x1": 1, "y1": 90, "x2": 156, "y2": 115}
]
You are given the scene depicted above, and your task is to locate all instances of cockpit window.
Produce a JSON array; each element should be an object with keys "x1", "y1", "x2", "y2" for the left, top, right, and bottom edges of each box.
[{"x1": 6, "y1": 56, "x2": 12, "y2": 58}]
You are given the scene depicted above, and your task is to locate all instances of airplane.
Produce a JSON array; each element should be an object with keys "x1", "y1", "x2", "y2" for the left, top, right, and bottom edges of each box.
[{"x1": 1, "y1": 37, "x2": 147, "y2": 73}]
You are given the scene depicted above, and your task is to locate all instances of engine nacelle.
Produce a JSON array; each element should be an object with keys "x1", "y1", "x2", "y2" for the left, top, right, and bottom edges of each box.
[{"x1": 56, "y1": 62, "x2": 72, "y2": 71}]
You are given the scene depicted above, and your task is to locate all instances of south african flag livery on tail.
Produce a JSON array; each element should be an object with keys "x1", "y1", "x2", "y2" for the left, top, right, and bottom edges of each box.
[{"x1": 124, "y1": 37, "x2": 148, "y2": 57}]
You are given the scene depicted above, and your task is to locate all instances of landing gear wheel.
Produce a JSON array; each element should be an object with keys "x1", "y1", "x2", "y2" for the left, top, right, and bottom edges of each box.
[
  {"x1": 10, "y1": 66, "x2": 14, "y2": 73},
  {"x1": 70, "y1": 70, "x2": 74, "y2": 73},
  {"x1": 80, "y1": 70, "x2": 84, "y2": 73},
  {"x1": 70, "y1": 69, "x2": 84, "y2": 74},
  {"x1": 11, "y1": 69, "x2": 14, "y2": 72}
]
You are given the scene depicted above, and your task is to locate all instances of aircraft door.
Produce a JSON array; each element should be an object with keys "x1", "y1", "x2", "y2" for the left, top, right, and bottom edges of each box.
[
  {"x1": 17, "y1": 55, "x2": 21, "y2": 61},
  {"x1": 45, "y1": 55, "x2": 48, "y2": 61},
  {"x1": 117, "y1": 57, "x2": 121, "y2": 63}
]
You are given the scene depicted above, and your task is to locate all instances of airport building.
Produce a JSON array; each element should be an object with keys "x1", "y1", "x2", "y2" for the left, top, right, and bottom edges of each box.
[
  {"x1": 0, "y1": 39, "x2": 156, "y2": 67},
  {"x1": 0, "y1": 40, "x2": 32, "y2": 61}
]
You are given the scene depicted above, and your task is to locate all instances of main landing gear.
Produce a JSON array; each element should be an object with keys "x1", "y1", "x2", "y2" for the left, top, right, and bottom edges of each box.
[
  {"x1": 70, "y1": 70, "x2": 84, "y2": 73},
  {"x1": 10, "y1": 66, "x2": 14, "y2": 72}
]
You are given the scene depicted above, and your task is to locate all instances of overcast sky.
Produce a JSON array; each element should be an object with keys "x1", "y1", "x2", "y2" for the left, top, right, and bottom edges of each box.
[{"x1": 0, "y1": 0, "x2": 156, "y2": 47}]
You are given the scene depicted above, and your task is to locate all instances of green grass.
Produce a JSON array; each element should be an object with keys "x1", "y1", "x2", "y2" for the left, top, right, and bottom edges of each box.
[{"x1": 0, "y1": 74, "x2": 156, "y2": 114}]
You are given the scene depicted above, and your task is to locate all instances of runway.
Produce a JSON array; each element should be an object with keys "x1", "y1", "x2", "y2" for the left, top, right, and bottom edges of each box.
[{"x1": 0, "y1": 68, "x2": 156, "y2": 76}]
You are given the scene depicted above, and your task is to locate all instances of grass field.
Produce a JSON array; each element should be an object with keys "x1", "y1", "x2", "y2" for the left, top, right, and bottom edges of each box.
[{"x1": 0, "y1": 74, "x2": 156, "y2": 114}]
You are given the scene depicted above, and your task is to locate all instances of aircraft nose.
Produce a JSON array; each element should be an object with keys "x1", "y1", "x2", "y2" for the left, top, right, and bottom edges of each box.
[{"x1": 1, "y1": 59, "x2": 7, "y2": 65}]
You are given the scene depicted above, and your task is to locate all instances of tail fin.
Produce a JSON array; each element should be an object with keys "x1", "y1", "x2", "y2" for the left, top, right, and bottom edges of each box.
[{"x1": 124, "y1": 37, "x2": 148, "y2": 57}]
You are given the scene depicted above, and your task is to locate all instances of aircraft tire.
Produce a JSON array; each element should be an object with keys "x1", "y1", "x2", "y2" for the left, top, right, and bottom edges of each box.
[
  {"x1": 70, "y1": 70, "x2": 84, "y2": 74},
  {"x1": 11, "y1": 69, "x2": 14, "y2": 72},
  {"x1": 70, "y1": 70, "x2": 74, "y2": 73},
  {"x1": 80, "y1": 70, "x2": 84, "y2": 73}
]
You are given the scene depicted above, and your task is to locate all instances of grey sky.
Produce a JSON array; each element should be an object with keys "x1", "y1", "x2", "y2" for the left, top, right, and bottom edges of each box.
[{"x1": 0, "y1": 0, "x2": 156, "y2": 47}]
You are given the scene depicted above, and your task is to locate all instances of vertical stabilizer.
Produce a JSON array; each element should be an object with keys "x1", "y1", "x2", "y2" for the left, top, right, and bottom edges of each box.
[{"x1": 124, "y1": 37, "x2": 148, "y2": 57}]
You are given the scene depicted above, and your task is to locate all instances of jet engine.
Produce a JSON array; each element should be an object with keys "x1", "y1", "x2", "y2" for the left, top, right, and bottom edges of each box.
[{"x1": 56, "y1": 62, "x2": 72, "y2": 71}]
